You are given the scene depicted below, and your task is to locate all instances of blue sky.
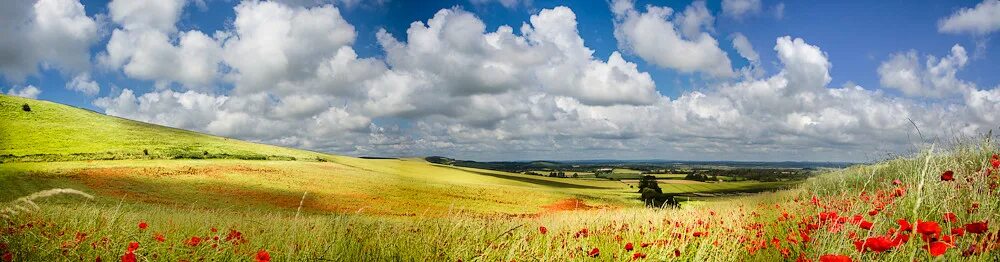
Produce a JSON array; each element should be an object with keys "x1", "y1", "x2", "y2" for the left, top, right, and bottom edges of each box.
[
  {"x1": 20, "y1": 0, "x2": 993, "y2": 108},
  {"x1": 3, "y1": 0, "x2": 999, "y2": 161}
]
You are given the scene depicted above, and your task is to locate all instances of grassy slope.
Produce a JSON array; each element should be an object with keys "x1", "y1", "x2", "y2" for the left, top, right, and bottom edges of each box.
[
  {"x1": 0, "y1": 95, "x2": 639, "y2": 216},
  {"x1": 0, "y1": 94, "x2": 334, "y2": 162}
]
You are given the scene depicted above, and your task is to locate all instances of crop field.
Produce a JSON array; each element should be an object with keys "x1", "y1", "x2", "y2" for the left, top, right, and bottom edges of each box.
[{"x1": 2, "y1": 95, "x2": 1000, "y2": 261}]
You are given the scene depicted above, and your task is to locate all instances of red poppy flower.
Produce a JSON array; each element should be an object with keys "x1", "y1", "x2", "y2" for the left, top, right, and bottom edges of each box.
[
  {"x1": 854, "y1": 236, "x2": 896, "y2": 252},
  {"x1": 256, "y1": 249, "x2": 271, "y2": 262},
  {"x1": 951, "y1": 227, "x2": 965, "y2": 236},
  {"x1": 631, "y1": 252, "x2": 647, "y2": 260},
  {"x1": 126, "y1": 242, "x2": 139, "y2": 252},
  {"x1": 538, "y1": 226, "x2": 547, "y2": 235},
  {"x1": 991, "y1": 155, "x2": 999, "y2": 168},
  {"x1": 211, "y1": 227, "x2": 218, "y2": 233},
  {"x1": 153, "y1": 233, "x2": 166, "y2": 242},
  {"x1": 968, "y1": 203, "x2": 980, "y2": 214},
  {"x1": 891, "y1": 233, "x2": 910, "y2": 246},
  {"x1": 819, "y1": 254, "x2": 852, "y2": 262},
  {"x1": 925, "y1": 241, "x2": 949, "y2": 256},
  {"x1": 120, "y1": 252, "x2": 136, "y2": 262},
  {"x1": 941, "y1": 170, "x2": 954, "y2": 181},
  {"x1": 186, "y1": 236, "x2": 202, "y2": 247},
  {"x1": 624, "y1": 242, "x2": 634, "y2": 251},
  {"x1": 2, "y1": 252, "x2": 11, "y2": 262},
  {"x1": 850, "y1": 215, "x2": 863, "y2": 224},
  {"x1": 587, "y1": 248, "x2": 600, "y2": 257},
  {"x1": 674, "y1": 249, "x2": 681, "y2": 257},
  {"x1": 226, "y1": 230, "x2": 246, "y2": 244},
  {"x1": 943, "y1": 212, "x2": 957, "y2": 223},
  {"x1": 892, "y1": 179, "x2": 902, "y2": 185},
  {"x1": 859, "y1": 221, "x2": 874, "y2": 230},
  {"x1": 916, "y1": 221, "x2": 941, "y2": 236},
  {"x1": 940, "y1": 234, "x2": 956, "y2": 245},
  {"x1": 868, "y1": 210, "x2": 879, "y2": 216},
  {"x1": 575, "y1": 228, "x2": 590, "y2": 238},
  {"x1": 964, "y1": 221, "x2": 989, "y2": 234},
  {"x1": 897, "y1": 219, "x2": 913, "y2": 232},
  {"x1": 138, "y1": 221, "x2": 148, "y2": 230}
]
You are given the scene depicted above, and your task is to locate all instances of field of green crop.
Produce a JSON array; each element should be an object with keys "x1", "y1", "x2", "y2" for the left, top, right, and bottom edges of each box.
[{"x1": 2, "y1": 94, "x2": 999, "y2": 261}]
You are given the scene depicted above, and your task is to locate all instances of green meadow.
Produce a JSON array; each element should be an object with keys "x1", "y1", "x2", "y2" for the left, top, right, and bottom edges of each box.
[{"x1": 2, "y1": 94, "x2": 999, "y2": 261}]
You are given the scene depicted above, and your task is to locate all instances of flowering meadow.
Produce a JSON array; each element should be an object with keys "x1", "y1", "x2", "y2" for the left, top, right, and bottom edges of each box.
[{"x1": 1, "y1": 141, "x2": 999, "y2": 261}]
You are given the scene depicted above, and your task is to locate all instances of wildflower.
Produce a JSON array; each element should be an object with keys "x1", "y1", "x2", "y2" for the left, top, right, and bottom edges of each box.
[
  {"x1": 574, "y1": 228, "x2": 589, "y2": 238},
  {"x1": 673, "y1": 248, "x2": 681, "y2": 257},
  {"x1": 848, "y1": 215, "x2": 862, "y2": 224},
  {"x1": 854, "y1": 236, "x2": 896, "y2": 252},
  {"x1": 916, "y1": 220, "x2": 941, "y2": 236},
  {"x1": 587, "y1": 248, "x2": 600, "y2": 257},
  {"x1": 943, "y1": 212, "x2": 958, "y2": 223},
  {"x1": 153, "y1": 233, "x2": 166, "y2": 242},
  {"x1": 186, "y1": 236, "x2": 202, "y2": 247},
  {"x1": 255, "y1": 249, "x2": 271, "y2": 262},
  {"x1": 210, "y1": 227, "x2": 218, "y2": 233},
  {"x1": 897, "y1": 219, "x2": 913, "y2": 232},
  {"x1": 951, "y1": 227, "x2": 965, "y2": 236},
  {"x1": 867, "y1": 209, "x2": 878, "y2": 216},
  {"x1": 859, "y1": 220, "x2": 874, "y2": 230},
  {"x1": 120, "y1": 242, "x2": 139, "y2": 262},
  {"x1": 925, "y1": 241, "x2": 949, "y2": 256},
  {"x1": 625, "y1": 242, "x2": 634, "y2": 251},
  {"x1": 538, "y1": 226, "x2": 547, "y2": 235},
  {"x1": 225, "y1": 229, "x2": 246, "y2": 244},
  {"x1": 2, "y1": 252, "x2": 11, "y2": 262},
  {"x1": 138, "y1": 221, "x2": 148, "y2": 230},
  {"x1": 631, "y1": 252, "x2": 647, "y2": 260},
  {"x1": 941, "y1": 170, "x2": 955, "y2": 181},
  {"x1": 991, "y1": 155, "x2": 999, "y2": 168},
  {"x1": 819, "y1": 254, "x2": 852, "y2": 262},
  {"x1": 968, "y1": 203, "x2": 980, "y2": 214},
  {"x1": 892, "y1": 179, "x2": 902, "y2": 185},
  {"x1": 120, "y1": 252, "x2": 135, "y2": 262},
  {"x1": 964, "y1": 221, "x2": 989, "y2": 234},
  {"x1": 891, "y1": 233, "x2": 910, "y2": 246}
]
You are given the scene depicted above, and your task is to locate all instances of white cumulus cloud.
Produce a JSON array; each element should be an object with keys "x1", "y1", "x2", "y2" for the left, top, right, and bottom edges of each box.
[
  {"x1": 0, "y1": 0, "x2": 98, "y2": 81},
  {"x1": 938, "y1": 0, "x2": 1000, "y2": 35},
  {"x1": 611, "y1": 0, "x2": 734, "y2": 78},
  {"x1": 6, "y1": 85, "x2": 42, "y2": 99},
  {"x1": 722, "y1": 0, "x2": 761, "y2": 19}
]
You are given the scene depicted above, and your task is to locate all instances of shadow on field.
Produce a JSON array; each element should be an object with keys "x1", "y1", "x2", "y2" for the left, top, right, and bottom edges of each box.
[{"x1": 438, "y1": 166, "x2": 611, "y2": 189}]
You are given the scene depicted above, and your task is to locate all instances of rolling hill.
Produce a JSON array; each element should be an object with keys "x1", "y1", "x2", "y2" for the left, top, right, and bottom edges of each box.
[
  {"x1": 0, "y1": 94, "x2": 334, "y2": 162},
  {"x1": 0, "y1": 94, "x2": 637, "y2": 216}
]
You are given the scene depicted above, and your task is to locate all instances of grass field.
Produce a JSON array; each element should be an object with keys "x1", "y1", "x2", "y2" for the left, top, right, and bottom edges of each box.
[
  {"x1": 2, "y1": 94, "x2": 1000, "y2": 261},
  {"x1": 0, "y1": 95, "x2": 333, "y2": 162}
]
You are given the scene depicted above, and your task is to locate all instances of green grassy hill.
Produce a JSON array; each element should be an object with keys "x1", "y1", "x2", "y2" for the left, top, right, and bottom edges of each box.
[
  {"x1": 0, "y1": 94, "x2": 333, "y2": 162},
  {"x1": 0, "y1": 94, "x2": 638, "y2": 216}
]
